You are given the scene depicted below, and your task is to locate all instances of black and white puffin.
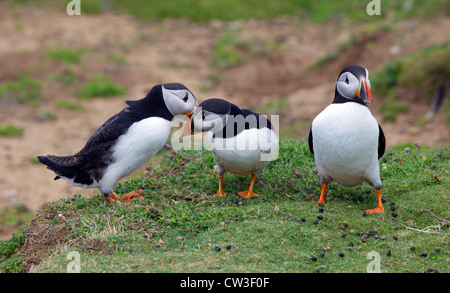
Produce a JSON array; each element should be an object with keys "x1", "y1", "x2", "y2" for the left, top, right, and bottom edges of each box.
[
  {"x1": 308, "y1": 65, "x2": 386, "y2": 214},
  {"x1": 38, "y1": 83, "x2": 196, "y2": 204},
  {"x1": 184, "y1": 98, "x2": 279, "y2": 198}
]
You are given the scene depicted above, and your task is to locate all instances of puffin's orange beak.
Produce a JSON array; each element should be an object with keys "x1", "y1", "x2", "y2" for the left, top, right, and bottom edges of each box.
[
  {"x1": 356, "y1": 79, "x2": 373, "y2": 104},
  {"x1": 183, "y1": 115, "x2": 194, "y2": 136}
]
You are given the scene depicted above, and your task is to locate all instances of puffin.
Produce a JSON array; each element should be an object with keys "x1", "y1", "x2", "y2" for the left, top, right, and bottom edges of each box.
[
  {"x1": 184, "y1": 98, "x2": 279, "y2": 198},
  {"x1": 308, "y1": 65, "x2": 386, "y2": 214},
  {"x1": 38, "y1": 83, "x2": 197, "y2": 204}
]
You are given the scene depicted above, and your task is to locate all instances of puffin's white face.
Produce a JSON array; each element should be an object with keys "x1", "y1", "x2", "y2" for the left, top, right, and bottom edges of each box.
[
  {"x1": 162, "y1": 86, "x2": 196, "y2": 116},
  {"x1": 336, "y1": 68, "x2": 372, "y2": 103},
  {"x1": 193, "y1": 109, "x2": 227, "y2": 133}
]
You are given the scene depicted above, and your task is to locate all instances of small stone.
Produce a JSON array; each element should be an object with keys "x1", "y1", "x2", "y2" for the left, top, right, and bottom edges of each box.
[
  {"x1": 348, "y1": 241, "x2": 354, "y2": 246},
  {"x1": 380, "y1": 235, "x2": 387, "y2": 241},
  {"x1": 392, "y1": 212, "x2": 398, "y2": 217},
  {"x1": 434, "y1": 247, "x2": 441, "y2": 252},
  {"x1": 339, "y1": 252, "x2": 345, "y2": 258},
  {"x1": 342, "y1": 221, "x2": 349, "y2": 227},
  {"x1": 341, "y1": 232, "x2": 347, "y2": 238},
  {"x1": 317, "y1": 215, "x2": 323, "y2": 220},
  {"x1": 310, "y1": 256, "x2": 317, "y2": 261},
  {"x1": 363, "y1": 211, "x2": 368, "y2": 217},
  {"x1": 319, "y1": 208, "x2": 324, "y2": 213},
  {"x1": 410, "y1": 246, "x2": 416, "y2": 251},
  {"x1": 361, "y1": 237, "x2": 367, "y2": 243},
  {"x1": 386, "y1": 249, "x2": 391, "y2": 257},
  {"x1": 226, "y1": 245, "x2": 232, "y2": 250},
  {"x1": 215, "y1": 246, "x2": 221, "y2": 252},
  {"x1": 419, "y1": 251, "x2": 428, "y2": 257},
  {"x1": 313, "y1": 220, "x2": 319, "y2": 225},
  {"x1": 339, "y1": 225, "x2": 346, "y2": 230},
  {"x1": 393, "y1": 236, "x2": 398, "y2": 241},
  {"x1": 357, "y1": 246, "x2": 363, "y2": 251},
  {"x1": 319, "y1": 253, "x2": 325, "y2": 258}
]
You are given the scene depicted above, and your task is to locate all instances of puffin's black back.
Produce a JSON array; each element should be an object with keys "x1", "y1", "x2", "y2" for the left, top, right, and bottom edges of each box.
[
  {"x1": 37, "y1": 84, "x2": 175, "y2": 185},
  {"x1": 215, "y1": 103, "x2": 273, "y2": 138}
]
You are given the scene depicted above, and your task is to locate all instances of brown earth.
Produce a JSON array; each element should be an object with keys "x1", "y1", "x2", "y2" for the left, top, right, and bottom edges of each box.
[{"x1": 0, "y1": 4, "x2": 449, "y2": 239}]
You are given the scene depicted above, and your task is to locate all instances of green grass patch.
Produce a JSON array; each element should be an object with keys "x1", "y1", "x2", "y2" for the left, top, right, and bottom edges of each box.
[
  {"x1": 77, "y1": 75, "x2": 126, "y2": 99},
  {"x1": 1, "y1": 139, "x2": 448, "y2": 273},
  {"x1": 0, "y1": 124, "x2": 24, "y2": 138},
  {"x1": 372, "y1": 41, "x2": 450, "y2": 121},
  {"x1": 55, "y1": 0, "x2": 450, "y2": 23},
  {"x1": 0, "y1": 74, "x2": 42, "y2": 107},
  {"x1": 55, "y1": 100, "x2": 86, "y2": 112},
  {"x1": 45, "y1": 48, "x2": 91, "y2": 64},
  {"x1": 212, "y1": 30, "x2": 248, "y2": 69}
]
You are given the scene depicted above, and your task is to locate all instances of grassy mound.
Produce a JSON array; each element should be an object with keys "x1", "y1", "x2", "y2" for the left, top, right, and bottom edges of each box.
[{"x1": 1, "y1": 139, "x2": 448, "y2": 273}]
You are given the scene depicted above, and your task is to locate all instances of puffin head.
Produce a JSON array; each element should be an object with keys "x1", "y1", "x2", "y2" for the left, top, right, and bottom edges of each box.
[
  {"x1": 183, "y1": 98, "x2": 231, "y2": 135},
  {"x1": 335, "y1": 65, "x2": 373, "y2": 104},
  {"x1": 161, "y1": 83, "x2": 197, "y2": 117}
]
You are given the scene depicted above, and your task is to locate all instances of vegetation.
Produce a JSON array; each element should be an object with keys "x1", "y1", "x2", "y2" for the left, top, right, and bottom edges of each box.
[
  {"x1": 1, "y1": 139, "x2": 448, "y2": 273},
  {"x1": 0, "y1": 124, "x2": 24, "y2": 137},
  {"x1": 46, "y1": 48, "x2": 90, "y2": 64},
  {"x1": 0, "y1": 74, "x2": 42, "y2": 107},
  {"x1": 54, "y1": 100, "x2": 86, "y2": 112},
  {"x1": 55, "y1": 0, "x2": 450, "y2": 23},
  {"x1": 372, "y1": 41, "x2": 450, "y2": 121},
  {"x1": 77, "y1": 75, "x2": 126, "y2": 99}
]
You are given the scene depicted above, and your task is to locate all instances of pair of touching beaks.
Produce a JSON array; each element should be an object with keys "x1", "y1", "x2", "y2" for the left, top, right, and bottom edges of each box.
[{"x1": 181, "y1": 78, "x2": 373, "y2": 136}]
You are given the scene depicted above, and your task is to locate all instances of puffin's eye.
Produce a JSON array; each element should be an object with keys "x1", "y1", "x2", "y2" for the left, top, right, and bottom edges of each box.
[
  {"x1": 345, "y1": 77, "x2": 349, "y2": 84},
  {"x1": 182, "y1": 94, "x2": 188, "y2": 102},
  {"x1": 202, "y1": 114, "x2": 205, "y2": 121}
]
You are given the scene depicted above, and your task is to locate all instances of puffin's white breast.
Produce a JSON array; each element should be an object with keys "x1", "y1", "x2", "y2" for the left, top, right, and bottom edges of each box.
[
  {"x1": 209, "y1": 127, "x2": 279, "y2": 175},
  {"x1": 100, "y1": 117, "x2": 172, "y2": 191},
  {"x1": 312, "y1": 103, "x2": 380, "y2": 187}
]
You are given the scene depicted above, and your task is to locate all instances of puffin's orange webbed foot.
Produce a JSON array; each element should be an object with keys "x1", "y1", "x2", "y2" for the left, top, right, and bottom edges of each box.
[
  {"x1": 105, "y1": 192, "x2": 119, "y2": 202},
  {"x1": 364, "y1": 190, "x2": 385, "y2": 214},
  {"x1": 237, "y1": 189, "x2": 260, "y2": 199},
  {"x1": 237, "y1": 175, "x2": 260, "y2": 198},
  {"x1": 120, "y1": 188, "x2": 144, "y2": 205}
]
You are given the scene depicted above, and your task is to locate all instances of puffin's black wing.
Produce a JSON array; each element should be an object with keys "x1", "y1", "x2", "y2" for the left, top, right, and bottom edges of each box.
[
  {"x1": 38, "y1": 107, "x2": 141, "y2": 185},
  {"x1": 378, "y1": 124, "x2": 386, "y2": 159},
  {"x1": 308, "y1": 128, "x2": 314, "y2": 154}
]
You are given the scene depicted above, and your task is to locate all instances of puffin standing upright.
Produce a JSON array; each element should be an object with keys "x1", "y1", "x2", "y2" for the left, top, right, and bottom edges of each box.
[
  {"x1": 185, "y1": 98, "x2": 279, "y2": 198},
  {"x1": 38, "y1": 83, "x2": 196, "y2": 204},
  {"x1": 308, "y1": 65, "x2": 386, "y2": 214}
]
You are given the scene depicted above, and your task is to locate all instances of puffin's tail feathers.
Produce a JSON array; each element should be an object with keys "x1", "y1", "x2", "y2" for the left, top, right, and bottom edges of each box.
[{"x1": 37, "y1": 155, "x2": 83, "y2": 181}]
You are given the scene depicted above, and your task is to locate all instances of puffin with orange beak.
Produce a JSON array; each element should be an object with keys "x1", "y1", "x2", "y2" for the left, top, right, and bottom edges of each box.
[
  {"x1": 38, "y1": 83, "x2": 196, "y2": 204},
  {"x1": 308, "y1": 65, "x2": 386, "y2": 214}
]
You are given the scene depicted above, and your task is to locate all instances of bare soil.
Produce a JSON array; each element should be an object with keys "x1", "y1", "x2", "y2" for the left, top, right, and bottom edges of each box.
[{"x1": 0, "y1": 4, "x2": 449, "y2": 239}]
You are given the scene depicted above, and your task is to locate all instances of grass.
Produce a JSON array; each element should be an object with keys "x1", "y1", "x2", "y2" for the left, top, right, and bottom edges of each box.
[
  {"x1": 77, "y1": 75, "x2": 126, "y2": 99},
  {"x1": 372, "y1": 41, "x2": 450, "y2": 121},
  {"x1": 1, "y1": 139, "x2": 448, "y2": 273},
  {"x1": 0, "y1": 124, "x2": 24, "y2": 137},
  {"x1": 54, "y1": 0, "x2": 449, "y2": 23},
  {"x1": 212, "y1": 30, "x2": 247, "y2": 69},
  {"x1": 54, "y1": 100, "x2": 86, "y2": 112},
  {"x1": 45, "y1": 48, "x2": 91, "y2": 64},
  {"x1": 0, "y1": 74, "x2": 42, "y2": 107}
]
